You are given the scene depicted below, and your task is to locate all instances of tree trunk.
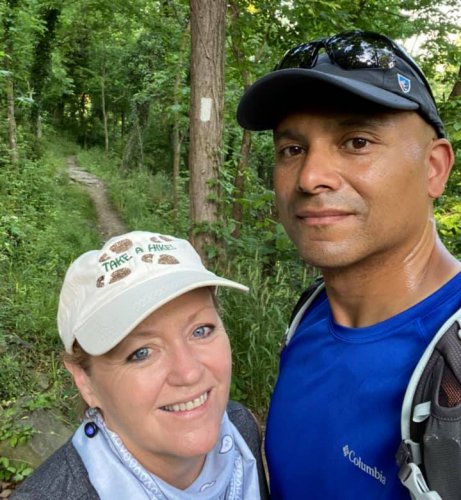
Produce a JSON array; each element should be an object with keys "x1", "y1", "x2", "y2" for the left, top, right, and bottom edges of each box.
[
  {"x1": 30, "y1": 7, "x2": 60, "y2": 139},
  {"x1": 121, "y1": 100, "x2": 150, "y2": 172},
  {"x1": 121, "y1": 111, "x2": 125, "y2": 139},
  {"x1": 5, "y1": 76, "x2": 19, "y2": 166},
  {"x1": 231, "y1": 130, "x2": 251, "y2": 238},
  {"x1": 228, "y1": 2, "x2": 255, "y2": 238},
  {"x1": 3, "y1": 0, "x2": 19, "y2": 166},
  {"x1": 449, "y1": 65, "x2": 461, "y2": 98},
  {"x1": 172, "y1": 22, "x2": 190, "y2": 220},
  {"x1": 101, "y1": 68, "x2": 109, "y2": 154},
  {"x1": 188, "y1": 0, "x2": 226, "y2": 263},
  {"x1": 172, "y1": 123, "x2": 183, "y2": 218},
  {"x1": 79, "y1": 93, "x2": 88, "y2": 149}
]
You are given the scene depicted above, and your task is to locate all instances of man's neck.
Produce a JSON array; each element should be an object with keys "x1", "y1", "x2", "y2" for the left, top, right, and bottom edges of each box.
[{"x1": 321, "y1": 237, "x2": 461, "y2": 328}]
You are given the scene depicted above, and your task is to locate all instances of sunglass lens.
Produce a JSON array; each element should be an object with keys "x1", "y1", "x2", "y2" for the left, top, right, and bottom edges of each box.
[
  {"x1": 327, "y1": 31, "x2": 396, "y2": 69},
  {"x1": 276, "y1": 42, "x2": 319, "y2": 70}
]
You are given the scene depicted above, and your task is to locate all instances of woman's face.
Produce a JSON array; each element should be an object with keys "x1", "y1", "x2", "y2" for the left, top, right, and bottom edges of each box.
[{"x1": 69, "y1": 287, "x2": 232, "y2": 485}]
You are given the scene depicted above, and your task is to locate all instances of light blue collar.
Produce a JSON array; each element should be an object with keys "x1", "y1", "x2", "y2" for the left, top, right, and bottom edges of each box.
[{"x1": 72, "y1": 408, "x2": 260, "y2": 499}]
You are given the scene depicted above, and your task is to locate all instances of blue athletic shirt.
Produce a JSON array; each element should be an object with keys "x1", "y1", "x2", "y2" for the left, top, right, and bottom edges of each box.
[{"x1": 266, "y1": 272, "x2": 461, "y2": 499}]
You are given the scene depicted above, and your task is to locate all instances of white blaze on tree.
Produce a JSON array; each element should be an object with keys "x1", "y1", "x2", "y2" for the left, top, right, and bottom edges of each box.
[{"x1": 188, "y1": 0, "x2": 226, "y2": 263}]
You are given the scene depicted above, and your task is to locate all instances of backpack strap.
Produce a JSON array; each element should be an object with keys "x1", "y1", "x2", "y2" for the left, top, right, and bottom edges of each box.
[
  {"x1": 400, "y1": 309, "x2": 461, "y2": 441},
  {"x1": 226, "y1": 400, "x2": 269, "y2": 499},
  {"x1": 396, "y1": 308, "x2": 461, "y2": 500},
  {"x1": 280, "y1": 277, "x2": 325, "y2": 353}
]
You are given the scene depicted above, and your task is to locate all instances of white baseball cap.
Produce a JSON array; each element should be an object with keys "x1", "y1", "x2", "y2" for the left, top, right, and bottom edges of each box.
[{"x1": 58, "y1": 231, "x2": 248, "y2": 355}]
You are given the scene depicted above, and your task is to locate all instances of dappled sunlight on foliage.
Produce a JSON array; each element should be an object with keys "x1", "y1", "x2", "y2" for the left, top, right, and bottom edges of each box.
[{"x1": 0, "y1": 1, "x2": 460, "y2": 484}]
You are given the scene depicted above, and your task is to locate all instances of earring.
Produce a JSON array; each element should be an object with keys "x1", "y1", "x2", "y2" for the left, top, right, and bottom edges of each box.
[{"x1": 84, "y1": 422, "x2": 99, "y2": 438}]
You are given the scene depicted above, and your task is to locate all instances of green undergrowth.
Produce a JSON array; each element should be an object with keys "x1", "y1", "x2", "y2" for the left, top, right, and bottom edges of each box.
[
  {"x1": 72, "y1": 147, "x2": 316, "y2": 418},
  {"x1": 1, "y1": 138, "x2": 314, "y2": 441},
  {"x1": 0, "y1": 138, "x2": 102, "y2": 457},
  {"x1": 220, "y1": 258, "x2": 315, "y2": 420},
  {"x1": 75, "y1": 148, "x2": 190, "y2": 237}
]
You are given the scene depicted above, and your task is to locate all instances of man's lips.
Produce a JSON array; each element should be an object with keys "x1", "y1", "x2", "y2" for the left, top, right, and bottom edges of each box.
[{"x1": 295, "y1": 209, "x2": 353, "y2": 225}]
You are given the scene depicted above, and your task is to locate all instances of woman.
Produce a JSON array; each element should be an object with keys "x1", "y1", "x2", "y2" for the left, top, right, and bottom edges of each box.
[{"x1": 13, "y1": 231, "x2": 268, "y2": 499}]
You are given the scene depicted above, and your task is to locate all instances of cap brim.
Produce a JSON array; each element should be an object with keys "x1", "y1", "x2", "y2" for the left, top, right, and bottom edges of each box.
[
  {"x1": 74, "y1": 270, "x2": 248, "y2": 356},
  {"x1": 237, "y1": 68, "x2": 419, "y2": 131}
]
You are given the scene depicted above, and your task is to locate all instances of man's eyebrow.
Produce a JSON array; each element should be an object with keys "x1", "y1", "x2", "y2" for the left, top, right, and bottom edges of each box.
[
  {"x1": 273, "y1": 128, "x2": 306, "y2": 142},
  {"x1": 273, "y1": 115, "x2": 393, "y2": 142}
]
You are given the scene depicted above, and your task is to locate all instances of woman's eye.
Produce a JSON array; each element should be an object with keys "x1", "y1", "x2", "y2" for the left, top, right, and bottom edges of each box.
[
  {"x1": 128, "y1": 347, "x2": 151, "y2": 362},
  {"x1": 192, "y1": 325, "x2": 214, "y2": 339}
]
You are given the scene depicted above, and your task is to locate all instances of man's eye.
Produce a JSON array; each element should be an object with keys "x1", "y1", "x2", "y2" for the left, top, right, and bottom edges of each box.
[
  {"x1": 278, "y1": 145, "x2": 304, "y2": 158},
  {"x1": 343, "y1": 137, "x2": 369, "y2": 150},
  {"x1": 192, "y1": 325, "x2": 214, "y2": 339},
  {"x1": 128, "y1": 347, "x2": 151, "y2": 362}
]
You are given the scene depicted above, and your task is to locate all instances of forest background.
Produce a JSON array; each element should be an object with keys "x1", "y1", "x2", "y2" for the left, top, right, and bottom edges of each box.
[{"x1": 0, "y1": 0, "x2": 460, "y2": 482}]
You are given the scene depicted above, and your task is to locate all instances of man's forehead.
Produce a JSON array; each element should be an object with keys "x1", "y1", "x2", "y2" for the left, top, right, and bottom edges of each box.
[{"x1": 274, "y1": 107, "x2": 405, "y2": 134}]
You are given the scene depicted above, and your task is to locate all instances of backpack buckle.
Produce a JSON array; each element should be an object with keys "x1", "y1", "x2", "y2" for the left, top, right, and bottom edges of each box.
[
  {"x1": 397, "y1": 440, "x2": 440, "y2": 499},
  {"x1": 400, "y1": 462, "x2": 442, "y2": 500}
]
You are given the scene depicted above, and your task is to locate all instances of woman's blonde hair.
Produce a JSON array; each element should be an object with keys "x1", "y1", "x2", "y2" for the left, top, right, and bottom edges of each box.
[
  {"x1": 62, "y1": 340, "x2": 93, "y2": 373},
  {"x1": 61, "y1": 287, "x2": 222, "y2": 416},
  {"x1": 62, "y1": 341, "x2": 93, "y2": 416}
]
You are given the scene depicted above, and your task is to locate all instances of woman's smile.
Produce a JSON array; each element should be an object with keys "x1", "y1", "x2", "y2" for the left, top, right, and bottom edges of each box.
[{"x1": 161, "y1": 390, "x2": 209, "y2": 412}]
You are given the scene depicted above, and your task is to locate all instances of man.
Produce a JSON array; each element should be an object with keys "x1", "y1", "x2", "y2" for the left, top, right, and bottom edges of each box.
[{"x1": 237, "y1": 30, "x2": 460, "y2": 498}]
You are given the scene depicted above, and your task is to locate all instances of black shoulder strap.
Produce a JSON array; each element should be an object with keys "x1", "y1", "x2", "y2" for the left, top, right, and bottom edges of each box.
[
  {"x1": 396, "y1": 308, "x2": 461, "y2": 500},
  {"x1": 226, "y1": 400, "x2": 269, "y2": 499},
  {"x1": 289, "y1": 276, "x2": 324, "y2": 325},
  {"x1": 280, "y1": 277, "x2": 325, "y2": 353}
]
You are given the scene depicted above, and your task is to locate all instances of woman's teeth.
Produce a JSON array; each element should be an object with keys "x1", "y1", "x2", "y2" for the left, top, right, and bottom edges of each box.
[{"x1": 162, "y1": 392, "x2": 208, "y2": 412}]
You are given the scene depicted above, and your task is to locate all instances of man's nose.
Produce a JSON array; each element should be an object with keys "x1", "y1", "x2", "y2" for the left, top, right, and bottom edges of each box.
[{"x1": 297, "y1": 146, "x2": 342, "y2": 194}]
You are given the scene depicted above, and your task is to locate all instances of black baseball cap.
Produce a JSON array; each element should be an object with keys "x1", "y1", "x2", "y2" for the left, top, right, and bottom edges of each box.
[{"x1": 237, "y1": 31, "x2": 445, "y2": 138}]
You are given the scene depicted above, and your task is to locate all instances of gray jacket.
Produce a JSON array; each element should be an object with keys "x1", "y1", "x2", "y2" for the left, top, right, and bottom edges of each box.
[{"x1": 12, "y1": 401, "x2": 269, "y2": 499}]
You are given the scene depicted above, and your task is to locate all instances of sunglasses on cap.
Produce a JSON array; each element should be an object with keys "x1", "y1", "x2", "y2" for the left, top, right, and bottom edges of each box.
[{"x1": 274, "y1": 30, "x2": 436, "y2": 104}]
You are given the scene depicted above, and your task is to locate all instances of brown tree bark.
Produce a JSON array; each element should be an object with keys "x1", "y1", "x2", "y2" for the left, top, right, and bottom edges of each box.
[
  {"x1": 228, "y1": 0, "x2": 278, "y2": 236},
  {"x1": 228, "y1": 2, "x2": 254, "y2": 238},
  {"x1": 30, "y1": 7, "x2": 60, "y2": 139},
  {"x1": 3, "y1": 0, "x2": 19, "y2": 166},
  {"x1": 188, "y1": 0, "x2": 226, "y2": 263},
  {"x1": 231, "y1": 130, "x2": 251, "y2": 238},
  {"x1": 101, "y1": 65, "x2": 109, "y2": 154},
  {"x1": 172, "y1": 122, "x2": 183, "y2": 218},
  {"x1": 449, "y1": 65, "x2": 461, "y2": 98},
  {"x1": 172, "y1": 23, "x2": 190, "y2": 219},
  {"x1": 121, "y1": 100, "x2": 150, "y2": 171},
  {"x1": 5, "y1": 76, "x2": 18, "y2": 166}
]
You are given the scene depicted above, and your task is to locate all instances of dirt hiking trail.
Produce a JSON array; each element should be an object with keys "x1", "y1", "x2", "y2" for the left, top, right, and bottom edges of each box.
[
  {"x1": 67, "y1": 155, "x2": 127, "y2": 239},
  {"x1": 0, "y1": 157, "x2": 130, "y2": 498}
]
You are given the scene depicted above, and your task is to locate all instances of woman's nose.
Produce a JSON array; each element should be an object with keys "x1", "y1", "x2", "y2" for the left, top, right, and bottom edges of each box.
[{"x1": 166, "y1": 342, "x2": 205, "y2": 386}]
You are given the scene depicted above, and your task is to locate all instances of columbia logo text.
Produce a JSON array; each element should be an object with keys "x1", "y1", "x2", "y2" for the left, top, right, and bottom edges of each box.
[{"x1": 342, "y1": 445, "x2": 386, "y2": 485}]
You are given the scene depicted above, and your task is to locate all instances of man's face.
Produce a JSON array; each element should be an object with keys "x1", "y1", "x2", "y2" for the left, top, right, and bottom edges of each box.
[{"x1": 273, "y1": 109, "x2": 438, "y2": 271}]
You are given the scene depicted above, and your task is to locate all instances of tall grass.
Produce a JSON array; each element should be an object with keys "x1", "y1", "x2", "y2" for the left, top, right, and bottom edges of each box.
[
  {"x1": 0, "y1": 139, "x2": 101, "y2": 405},
  {"x1": 1, "y1": 141, "x2": 315, "y2": 426},
  {"x1": 75, "y1": 146, "x2": 317, "y2": 419},
  {"x1": 219, "y1": 257, "x2": 313, "y2": 420},
  {"x1": 75, "y1": 149, "x2": 190, "y2": 237}
]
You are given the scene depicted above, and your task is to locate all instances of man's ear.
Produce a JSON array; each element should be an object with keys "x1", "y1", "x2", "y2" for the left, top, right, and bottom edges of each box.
[
  {"x1": 65, "y1": 361, "x2": 100, "y2": 408},
  {"x1": 427, "y1": 138, "x2": 455, "y2": 199}
]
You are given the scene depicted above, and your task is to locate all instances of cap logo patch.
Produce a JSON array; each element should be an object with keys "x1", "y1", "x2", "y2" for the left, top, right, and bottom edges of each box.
[
  {"x1": 397, "y1": 73, "x2": 411, "y2": 93},
  {"x1": 95, "y1": 236, "x2": 179, "y2": 288}
]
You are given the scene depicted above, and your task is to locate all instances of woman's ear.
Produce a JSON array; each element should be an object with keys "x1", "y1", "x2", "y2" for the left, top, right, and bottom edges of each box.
[
  {"x1": 427, "y1": 138, "x2": 455, "y2": 199},
  {"x1": 65, "y1": 361, "x2": 100, "y2": 409}
]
